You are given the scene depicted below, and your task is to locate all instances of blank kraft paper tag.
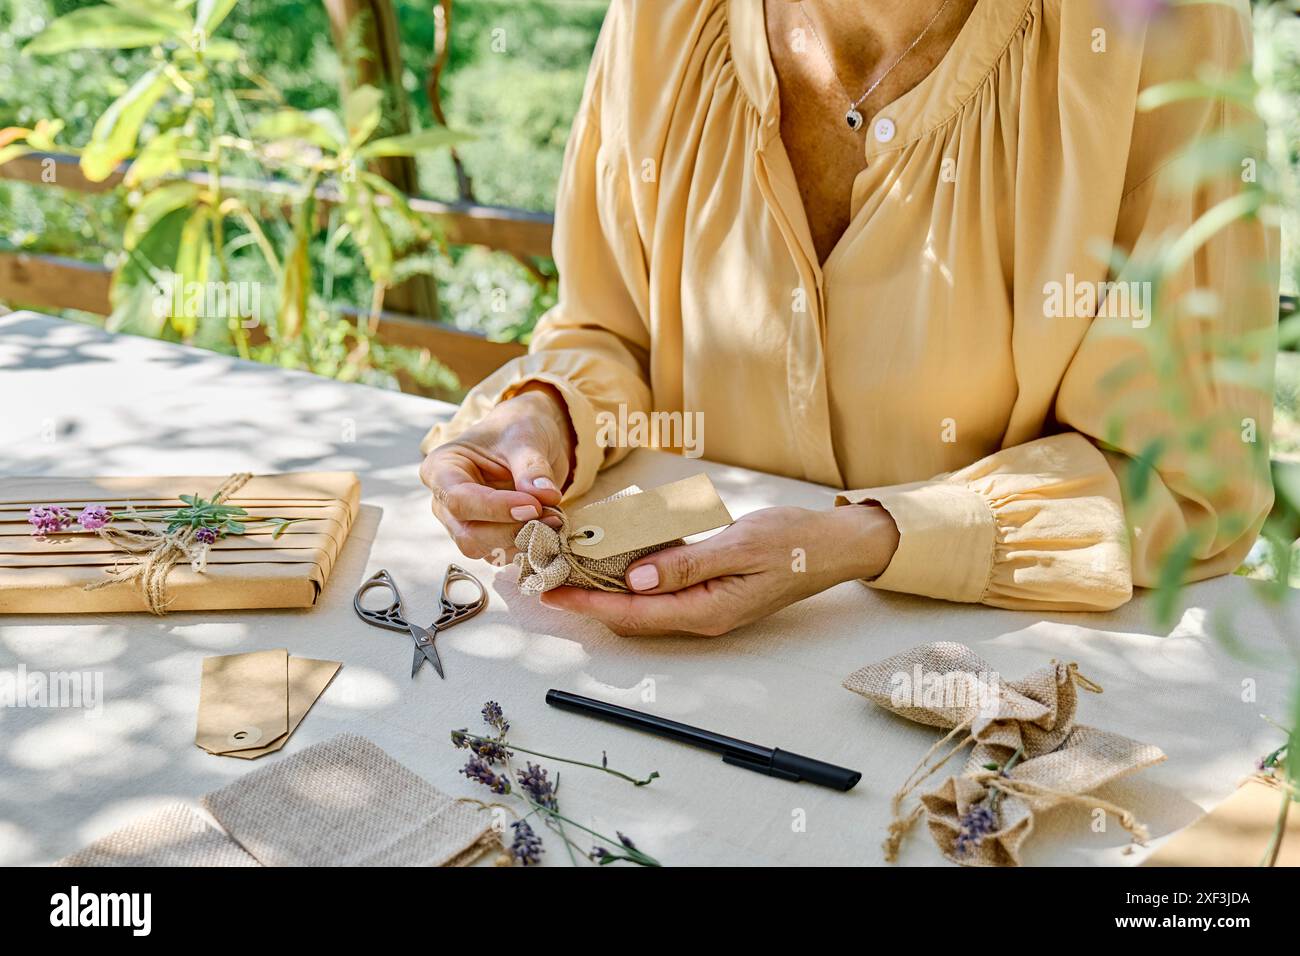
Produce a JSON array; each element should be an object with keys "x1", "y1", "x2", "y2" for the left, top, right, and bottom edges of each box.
[{"x1": 565, "y1": 473, "x2": 733, "y2": 560}]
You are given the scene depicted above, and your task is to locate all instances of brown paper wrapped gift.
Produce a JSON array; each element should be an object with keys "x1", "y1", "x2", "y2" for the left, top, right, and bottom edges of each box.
[{"x1": 0, "y1": 472, "x2": 360, "y2": 613}]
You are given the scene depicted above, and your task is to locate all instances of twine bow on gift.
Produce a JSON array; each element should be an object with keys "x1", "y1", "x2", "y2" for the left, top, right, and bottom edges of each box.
[
  {"x1": 514, "y1": 507, "x2": 629, "y2": 594},
  {"x1": 85, "y1": 472, "x2": 252, "y2": 615}
]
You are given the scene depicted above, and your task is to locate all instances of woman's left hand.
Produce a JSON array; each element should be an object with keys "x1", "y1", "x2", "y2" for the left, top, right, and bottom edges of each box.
[{"x1": 539, "y1": 503, "x2": 900, "y2": 636}]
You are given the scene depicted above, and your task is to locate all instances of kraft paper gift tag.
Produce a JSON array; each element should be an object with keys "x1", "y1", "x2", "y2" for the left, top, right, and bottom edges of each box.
[
  {"x1": 196, "y1": 649, "x2": 340, "y2": 758},
  {"x1": 203, "y1": 733, "x2": 497, "y2": 867},
  {"x1": 56, "y1": 803, "x2": 259, "y2": 867},
  {"x1": 514, "y1": 473, "x2": 733, "y2": 593},
  {"x1": 225, "y1": 656, "x2": 341, "y2": 759}
]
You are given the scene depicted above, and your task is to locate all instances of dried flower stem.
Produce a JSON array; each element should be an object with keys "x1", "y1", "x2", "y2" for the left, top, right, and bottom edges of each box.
[
  {"x1": 985, "y1": 746, "x2": 1025, "y2": 814},
  {"x1": 457, "y1": 732, "x2": 659, "y2": 787},
  {"x1": 518, "y1": 793, "x2": 661, "y2": 867}
]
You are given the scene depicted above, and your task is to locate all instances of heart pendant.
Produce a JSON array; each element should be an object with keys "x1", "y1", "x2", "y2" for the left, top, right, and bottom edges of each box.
[{"x1": 845, "y1": 108, "x2": 863, "y2": 131}]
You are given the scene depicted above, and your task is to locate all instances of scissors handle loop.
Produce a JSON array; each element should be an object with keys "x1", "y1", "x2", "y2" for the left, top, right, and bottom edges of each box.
[
  {"x1": 353, "y1": 569, "x2": 411, "y2": 633},
  {"x1": 434, "y1": 563, "x2": 488, "y2": 630}
]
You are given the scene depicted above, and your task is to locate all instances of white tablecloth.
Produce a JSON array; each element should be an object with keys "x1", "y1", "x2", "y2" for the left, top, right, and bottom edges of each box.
[{"x1": 0, "y1": 312, "x2": 1291, "y2": 866}]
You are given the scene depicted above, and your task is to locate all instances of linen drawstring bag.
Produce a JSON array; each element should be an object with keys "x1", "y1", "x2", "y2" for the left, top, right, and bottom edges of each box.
[
  {"x1": 843, "y1": 642, "x2": 1166, "y2": 866},
  {"x1": 513, "y1": 475, "x2": 733, "y2": 595}
]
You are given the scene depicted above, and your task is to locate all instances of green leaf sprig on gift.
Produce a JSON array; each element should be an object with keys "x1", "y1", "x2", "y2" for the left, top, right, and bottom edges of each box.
[
  {"x1": 127, "y1": 493, "x2": 306, "y2": 541},
  {"x1": 31, "y1": 494, "x2": 307, "y2": 545}
]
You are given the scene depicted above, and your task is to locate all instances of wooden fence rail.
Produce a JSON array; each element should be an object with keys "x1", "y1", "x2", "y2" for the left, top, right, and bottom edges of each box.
[
  {"x1": 0, "y1": 250, "x2": 526, "y2": 388},
  {"x1": 1, "y1": 152, "x2": 555, "y2": 258},
  {"x1": 0, "y1": 151, "x2": 548, "y2": 389}
]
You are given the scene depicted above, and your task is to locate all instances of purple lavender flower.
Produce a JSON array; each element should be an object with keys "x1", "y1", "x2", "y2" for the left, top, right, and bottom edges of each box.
[
  {"x1": 616, "y1": 831, "x2": 637, "y2": 851},
  {"x1": 954, "y1": 803, "x2": 998, "y2": 857},
  {"x1": 509, "y1": 820, "x2": 543, "y2": 865},
  {"x1": 461, "y1": 757, "x2": 511, "y2": 795},
  {"x1": 28, "y1": 506, "x2": 73, "y2": 538},
  {"x1": 590, "y1": 846, "x2": 611, "y2": 862},
  {"x1": 516, "y1": 762, "x2": 557, "y2": 810},
  {"x1": 468, "y1": 737, "x2": 511, "y2": 765},
  {"x1": 481, "y1": 701, "x2": 509, "y2": 735},
  {"x1": 76, "y1": 505, "x2": 112, "y2": 531},
  {"x1": 194, "y1": 527, "x2": 218, "y2": 545},
  {"x1": 451, "y1": 728, "x2": 510, "y2": 764}
]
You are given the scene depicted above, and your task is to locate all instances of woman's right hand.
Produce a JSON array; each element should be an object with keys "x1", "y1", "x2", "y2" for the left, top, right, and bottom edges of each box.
[{"x1": 419, "y1": 384, "x2": 574, "y2": 563}]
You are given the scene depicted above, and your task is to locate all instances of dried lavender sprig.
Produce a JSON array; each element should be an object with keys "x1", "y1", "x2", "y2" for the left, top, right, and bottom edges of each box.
[
  {"x1": 514, "y1": 791, "x2": 660, "y2": 867},
  {"x1": 517, "y1": 762, "x2": 558, "y2": 810},
  {"x1": 482, "y1": 701, "x2": 510, "y2": 735},
  {"x1": 956, "y1": 746, "x2": 1026, "y2": 857},
  {"x1": 451, "y1": 728, "x2": 511, "y2": 765},
  {"x1": 508, "y1": 820, "x2": 543, "y2": 865},
  {"x1": 460, "y1": 756, "x2": 511, "y2": 795},
  {"x1": 453, "y1": 732, "x2": 658, "y2": 787}
]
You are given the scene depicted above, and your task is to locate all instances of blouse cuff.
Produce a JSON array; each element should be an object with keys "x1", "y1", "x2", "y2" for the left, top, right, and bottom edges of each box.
[
  {"x1": 836, "y1": 481, "x2": 995, "y2": 603},
  {"x1": 835, "y1": 434, "x2": 1133, "y2": 610},
  {"x1": 418, "y1": 367, "x2": 604, "y2": 501}
]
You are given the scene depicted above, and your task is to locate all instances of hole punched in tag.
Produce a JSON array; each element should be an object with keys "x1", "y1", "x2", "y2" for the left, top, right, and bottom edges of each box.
[
  {"x1": 571, "y1": 525, "x2": 604, "y2": 546},
  {"x1": 227, "y1": 726, "x2": 264, "y2": 748}
]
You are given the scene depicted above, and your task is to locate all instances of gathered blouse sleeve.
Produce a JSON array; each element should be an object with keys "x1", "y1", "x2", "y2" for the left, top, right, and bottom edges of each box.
[
  {"x1": 839, "y1": 2, "x2": 1278, "y2": 611},
  {"x1": 419, "y1": 1, "x2": 652, "y2": 498}
]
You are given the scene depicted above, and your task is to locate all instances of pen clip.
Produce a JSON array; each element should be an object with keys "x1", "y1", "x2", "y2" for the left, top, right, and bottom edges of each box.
[{"x1": 722, "y1": 749, "x2": 801, "y2": 782}]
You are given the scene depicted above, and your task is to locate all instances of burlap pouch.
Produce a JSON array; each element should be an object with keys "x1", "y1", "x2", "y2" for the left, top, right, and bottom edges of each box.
[
  {"x1": 842, "y1": 641, "x2": 1100, "y2": 757},
  {"x1": 514, "y1": 487, "x2": 679, "y2": 594},
  {"x1": 202, "y1": 733, "x2": 497, "y2": 866},
  {"x1": 921, "y1": 727, "x2": 1166, "y2": 866},
  {"x1": 56, "y1": 802, "x2": 260, "y2": 867},
  {"x1": 844, "y1": 642, "x2": 1165, "y2": 866}
]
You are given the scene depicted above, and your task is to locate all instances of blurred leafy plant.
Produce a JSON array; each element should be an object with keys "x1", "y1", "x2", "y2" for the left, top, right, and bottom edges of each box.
[
  {"x1": 20, "y1": 0, "x2": 473, "y2": 393},
  {"x1": 1100, "y1": 0, "x2": 1300, "y2": 864}
]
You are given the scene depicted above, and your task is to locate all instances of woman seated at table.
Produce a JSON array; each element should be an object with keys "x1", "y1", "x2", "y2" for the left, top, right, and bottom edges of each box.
[{"x1": 420, "y1": 0, "x2": 1278, "y2": 636}]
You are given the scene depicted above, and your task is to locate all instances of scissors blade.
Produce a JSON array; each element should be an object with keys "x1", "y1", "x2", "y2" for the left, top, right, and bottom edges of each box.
[
  {"x1": 422, "y1": 640, "x2": 445, "y2": 679},
  {"x1": 407, "y1": 624, "x2": 445, "y2": 679}
]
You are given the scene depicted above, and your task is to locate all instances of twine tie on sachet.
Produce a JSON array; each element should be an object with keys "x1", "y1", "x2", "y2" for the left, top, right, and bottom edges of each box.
[
  {"x1": 514, "y1": 506, "x2": 641, "y2": 594},
  {"x1": 843, "y1": 643, "x2": 1165, "y2": 866},
  {"x1": 881, "y1": 662, "x2": 1107, "y2": 862},
  {"x1": 85, "y1": 472, "x2": 252, "y2": 615}
]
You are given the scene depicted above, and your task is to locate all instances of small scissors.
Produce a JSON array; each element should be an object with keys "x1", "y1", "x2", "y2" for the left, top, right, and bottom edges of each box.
[{"x1": 353, "y1": 565, "x2": 487, "y2": 679}]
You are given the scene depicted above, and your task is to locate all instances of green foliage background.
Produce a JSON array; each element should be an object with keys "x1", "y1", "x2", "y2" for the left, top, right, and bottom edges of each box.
[{"x1": 0, "y1": 0, "x2": 609, "y2": 343}]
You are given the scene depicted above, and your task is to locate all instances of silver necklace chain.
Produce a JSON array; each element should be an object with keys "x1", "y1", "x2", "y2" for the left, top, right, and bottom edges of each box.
[{"x1": 799, "y1": 0, "x2": 954, "y2": 130}]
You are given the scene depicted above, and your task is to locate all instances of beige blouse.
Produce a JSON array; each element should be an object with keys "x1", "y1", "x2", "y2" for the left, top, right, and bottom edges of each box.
[{"x1": 423, "y1": 0, "x2": 1278, "y2": 611}]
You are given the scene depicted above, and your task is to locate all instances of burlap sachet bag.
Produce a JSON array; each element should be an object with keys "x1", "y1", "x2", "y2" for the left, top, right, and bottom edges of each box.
[
  {"x1": 844, "y1": 642, "x2": 1166, "y2": 866},
  {"x1": 56, "y1": 803, "x2": 259, "y2": 867},
  {"x1": 514, "y1": 487, "x2": 671, "y2": 594},
  {"x1": 202, "y1": 733, "x2": 497, "y2": 866}
]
